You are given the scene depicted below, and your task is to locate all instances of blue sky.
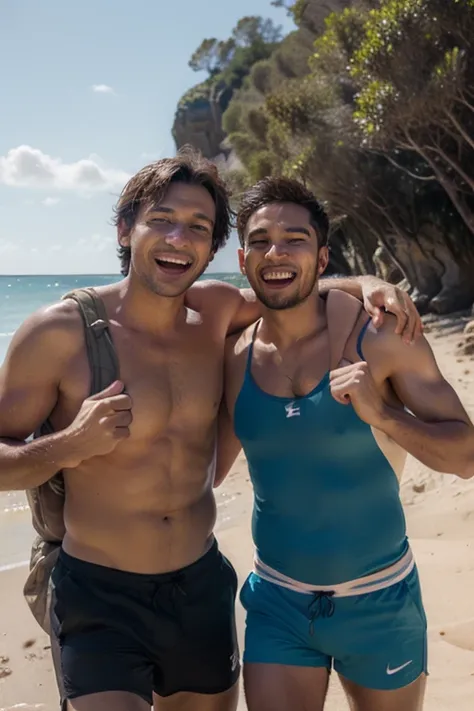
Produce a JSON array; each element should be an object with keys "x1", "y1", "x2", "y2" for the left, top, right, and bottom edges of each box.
[{"x1": 0, "y1": 0, "x2": 295, "y2": 275}]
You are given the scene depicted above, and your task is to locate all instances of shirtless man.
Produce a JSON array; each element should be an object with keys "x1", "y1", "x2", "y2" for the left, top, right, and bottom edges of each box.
[
  {"x1": 0, "y1": 152, "x2": 420, "y2": 711},
  {"x1": 221, "y1": 177, "x2": 474, "y2": 711}
]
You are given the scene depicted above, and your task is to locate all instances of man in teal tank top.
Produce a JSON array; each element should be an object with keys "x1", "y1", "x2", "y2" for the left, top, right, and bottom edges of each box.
[{"x1": 220, "y1": 177, "x2": 474, "y2": 711}]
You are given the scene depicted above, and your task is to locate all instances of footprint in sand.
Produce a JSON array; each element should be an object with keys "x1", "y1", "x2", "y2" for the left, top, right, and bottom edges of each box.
[
  {"x1": 0, "y1": 666, "x2": 12, "y2": 679},
  {"x1": 0, "y1": 655, "x2": 12, "y2": 679}
]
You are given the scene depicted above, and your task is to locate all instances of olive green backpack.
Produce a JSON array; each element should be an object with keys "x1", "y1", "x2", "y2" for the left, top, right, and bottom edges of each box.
[{"x1": 23, "y1": 287, "x2": 119, "y2": 633}]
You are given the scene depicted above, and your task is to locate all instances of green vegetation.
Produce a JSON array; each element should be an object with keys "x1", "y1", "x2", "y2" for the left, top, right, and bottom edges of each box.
[
  {"x1": 177, "y1": 16, "x2": 283, "y2": 112},
  {"x1": 217, "y1": 0, "x2": 474, "y2": 313}
]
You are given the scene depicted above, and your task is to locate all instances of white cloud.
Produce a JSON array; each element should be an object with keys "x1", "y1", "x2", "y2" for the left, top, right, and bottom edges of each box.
[
  {"x1": 92, "y1": 84, "x2": 115, "y2": 94},
  {"x1": 42, "y1": 196, "x2": 60, "y2": 207},
  {"x1": 0, "y1": 145, "x2": 130, "y2": 193}
]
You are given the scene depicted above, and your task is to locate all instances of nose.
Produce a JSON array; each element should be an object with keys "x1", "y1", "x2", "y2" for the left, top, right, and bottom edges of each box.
[
  {"x1": 265, "y1": 242, "x2": 288, "y2": 259},
  {"x1": 163, "y1": 223, "x2": 189, "y2": 248}
]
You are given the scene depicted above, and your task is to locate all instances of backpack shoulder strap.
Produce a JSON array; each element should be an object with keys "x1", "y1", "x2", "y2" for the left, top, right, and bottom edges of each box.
[
  {"x1": 61, "y1": 287, "x2": 120, "y2": 394},
  {"x1": 326, "y1": 289, "x2": 365, "y2": 370}
]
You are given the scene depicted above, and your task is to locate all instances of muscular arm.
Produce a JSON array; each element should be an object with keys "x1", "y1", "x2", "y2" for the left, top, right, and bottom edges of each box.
[
  {"x1": 318, "y1": 275, "x2": 372, "y2": 298},
  {"x1": 0, "y1": 306, "x2": 78, "y2": 491},
  {"x1": 373, "y1": 325, "x2": 474, "y2": 479},
  {"x1": 227, "y1": 276, "x2": 382, "y2": 335},
  {"x1": 186, "y1": 275, "x2": 419, "y2": 338}
]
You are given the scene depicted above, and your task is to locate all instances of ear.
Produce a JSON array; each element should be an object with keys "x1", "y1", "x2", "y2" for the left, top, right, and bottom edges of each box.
[
  {"x1": 317, "y1": 246, "x2": 329, "y2": 276},
  {"x1": 206, "y1": 251, "x2": 215, "y2": 268},
  {"x1": 238, "y1": 248, "x2": 246, "y2": 275},
  {"x1": 117, "y1": 218, "x2": 131, "y2": 247}
]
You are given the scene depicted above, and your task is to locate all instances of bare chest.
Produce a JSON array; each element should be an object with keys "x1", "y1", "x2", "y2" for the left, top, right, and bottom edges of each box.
[{"x1": 52, "y1": 323, "x2": 224, "y2": 442}]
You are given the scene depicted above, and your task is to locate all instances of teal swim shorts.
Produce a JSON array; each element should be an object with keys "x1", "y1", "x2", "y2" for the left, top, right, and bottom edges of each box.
[{"x1": 240, "y1": 566, "x2": 428, "y2": 690}]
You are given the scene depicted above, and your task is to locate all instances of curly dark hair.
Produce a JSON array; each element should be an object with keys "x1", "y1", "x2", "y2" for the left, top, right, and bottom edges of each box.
[
  {"x1": 236, "y1": 176, "x2": 330, "y2": 248},
  {"x1": 113, "y1": 146, "x2": 233, "y2": 275}
]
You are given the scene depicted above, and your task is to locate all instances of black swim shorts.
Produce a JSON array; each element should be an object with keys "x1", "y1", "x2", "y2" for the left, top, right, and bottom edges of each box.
[{"x1": 50, "y1": 540, "x2": 240, "y2": 707}]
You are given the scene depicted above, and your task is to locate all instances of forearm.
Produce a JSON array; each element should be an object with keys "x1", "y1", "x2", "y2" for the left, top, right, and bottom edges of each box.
[
  {"x1": 0, "y1": 432, "x2": 74, "y2": 491},
  {"x1": 318, "y1": 275, "x2": 376, "y2": 299},
  {"x1": 379, "y1": 408, "x2": 474, "y2": 479}
]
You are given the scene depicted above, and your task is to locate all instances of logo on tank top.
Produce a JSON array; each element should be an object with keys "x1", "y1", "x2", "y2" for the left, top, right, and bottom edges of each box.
[{"x1": 285, "y1": 401, "x2": 301, "y2": 418}]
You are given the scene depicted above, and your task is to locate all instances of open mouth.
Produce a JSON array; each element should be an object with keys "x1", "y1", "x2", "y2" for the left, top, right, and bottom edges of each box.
[
  {"x1": 260, "y1": 269, "x2": 297, "y2": 288},
  {"x1": 154, "y1": 255, "x2": 193, "y2": 276}
]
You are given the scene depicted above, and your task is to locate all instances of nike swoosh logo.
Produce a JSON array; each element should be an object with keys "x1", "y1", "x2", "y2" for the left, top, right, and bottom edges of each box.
[{"x1": 386, "y1": 660, "x2": 413, "y2": 675}]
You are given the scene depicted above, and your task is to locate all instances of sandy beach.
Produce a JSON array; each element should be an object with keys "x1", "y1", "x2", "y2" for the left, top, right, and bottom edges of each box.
[{"x1": 1, "y1": 317, "x2": 473, "y2": 711}]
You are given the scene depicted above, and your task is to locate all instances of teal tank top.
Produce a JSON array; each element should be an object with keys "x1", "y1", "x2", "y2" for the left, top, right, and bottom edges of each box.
[{"x1": 234, "y1": 321, "x2": 408, "y2": 586}]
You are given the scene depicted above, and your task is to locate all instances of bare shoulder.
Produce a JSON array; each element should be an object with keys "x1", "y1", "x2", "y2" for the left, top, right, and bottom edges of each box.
[
  {"x1": 0, "y1": 299, "x2": 86, "y2": 439},
  {"x1": 186, "y1": 279, "x2": 246, "y2": 334},
  {"x1": 358, "y1": 312, "x2": 436, "y2": 377},
  {"x1": 188, "y1": 279, "x2": 242, "y2": 306},
  {"x1": 2, "y1": 298, "x2": 84, "y2": 369},
  {"x1": 362, "y1": 312, "x2": 413, "y2": 351},
  {"x1": 354, "y1": 313, "x2": 398, "y2": 359}
]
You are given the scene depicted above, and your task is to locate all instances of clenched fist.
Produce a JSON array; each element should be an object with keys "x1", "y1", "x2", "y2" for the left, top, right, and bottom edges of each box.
[
  {"x1": 63, "y1": 380, "x2": 132, "y2": 468},
  {"x1": 330, "y1": 361, "x2": 387, "y2": 428}
]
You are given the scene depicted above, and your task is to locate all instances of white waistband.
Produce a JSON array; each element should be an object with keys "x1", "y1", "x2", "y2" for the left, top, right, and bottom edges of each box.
[{"x1": 253, "y1": 548, "x2": 415, "y2": 598}]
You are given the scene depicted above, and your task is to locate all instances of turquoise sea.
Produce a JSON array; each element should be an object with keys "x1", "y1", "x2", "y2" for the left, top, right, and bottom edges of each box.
[{"x1": 0, "y1": 272, "x2": 246, "y2": 365}]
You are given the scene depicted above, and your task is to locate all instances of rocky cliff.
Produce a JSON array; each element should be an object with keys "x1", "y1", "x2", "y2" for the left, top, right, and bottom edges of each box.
[
  {"x1": 172, "y1": 2, "x2": 354, "y2": 160},
  {"x1": 172, "y1": 80, "x2": 234, "y2": 160}
]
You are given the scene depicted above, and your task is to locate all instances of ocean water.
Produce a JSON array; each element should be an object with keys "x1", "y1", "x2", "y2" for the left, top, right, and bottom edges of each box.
[
  {"x1": 0, "y1": 272, "x2": 246, "y2": 365},
  {"x1": 0, "y1": 272, "x2": 246, "y2": 567}
]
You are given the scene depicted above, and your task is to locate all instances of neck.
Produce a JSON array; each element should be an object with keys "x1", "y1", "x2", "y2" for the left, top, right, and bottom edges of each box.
[
  {"x1": 259, "y1": 292, "x2": 325, "y2": 350},
  {"x1": 111, "y1": 275, "x2": 187, "y2": 334}
]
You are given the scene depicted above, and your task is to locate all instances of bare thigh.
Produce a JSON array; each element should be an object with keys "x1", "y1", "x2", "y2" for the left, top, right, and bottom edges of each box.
[
  {"x1": 340, "y1": 673, "x2": 427, "y2": 711},
  {"x1": 153, "y1": 683, "x2": 239, "y2": 711},
  {"x1": 244, "y1": 663, "x2": 330, "y2": 711},
  {"x1": 67, "y1": 691, "x2": 150, "y2": 711}
]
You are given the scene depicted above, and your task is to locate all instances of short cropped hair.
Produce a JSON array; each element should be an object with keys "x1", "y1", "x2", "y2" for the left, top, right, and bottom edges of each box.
[{"x1": 237, "y1": 176, "x2": 329, "y2": 248}]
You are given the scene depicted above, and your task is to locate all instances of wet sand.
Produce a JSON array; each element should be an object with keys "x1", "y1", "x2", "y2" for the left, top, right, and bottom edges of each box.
[{"x1": 1, "y1": 319, "x2": 474, "y2": 710}]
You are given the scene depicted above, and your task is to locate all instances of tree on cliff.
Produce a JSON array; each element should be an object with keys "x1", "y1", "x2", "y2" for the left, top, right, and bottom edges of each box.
[
  {"x1": 175, "y1": 16, "x2": 283, "y2": 163},
  {"x1": 188, "y1": 16, "x2": 282, "y2": 76},
  {"x1": 222, "y1": 0, "x2": 474, "y2": 313},
  {"x1": 233, "y1": 16, "x2": 283, "y2": 46},
  {"x1": 188, "y1": 38, "x2": 236, "y2": 75}
]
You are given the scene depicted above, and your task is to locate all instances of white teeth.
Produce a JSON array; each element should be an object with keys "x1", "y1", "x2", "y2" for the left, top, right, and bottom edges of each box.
[
  {"x1": 262, "y1": 271, "x2": 295, "y2": 281},
  {"x1": 157, "y1": 256, "x2": 191, "y2": 266}
]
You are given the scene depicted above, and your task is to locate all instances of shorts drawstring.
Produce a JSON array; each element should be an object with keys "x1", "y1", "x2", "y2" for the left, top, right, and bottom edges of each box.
[
  {"x1": 152, "y1": 573, "x2": 187, "y2": 618},
  {"x1": 170, "y1": 572, "x2": 187, "y2": 599},
  {"x1": 308, "y1": 590, "x2": 335, "y2": 635}
]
